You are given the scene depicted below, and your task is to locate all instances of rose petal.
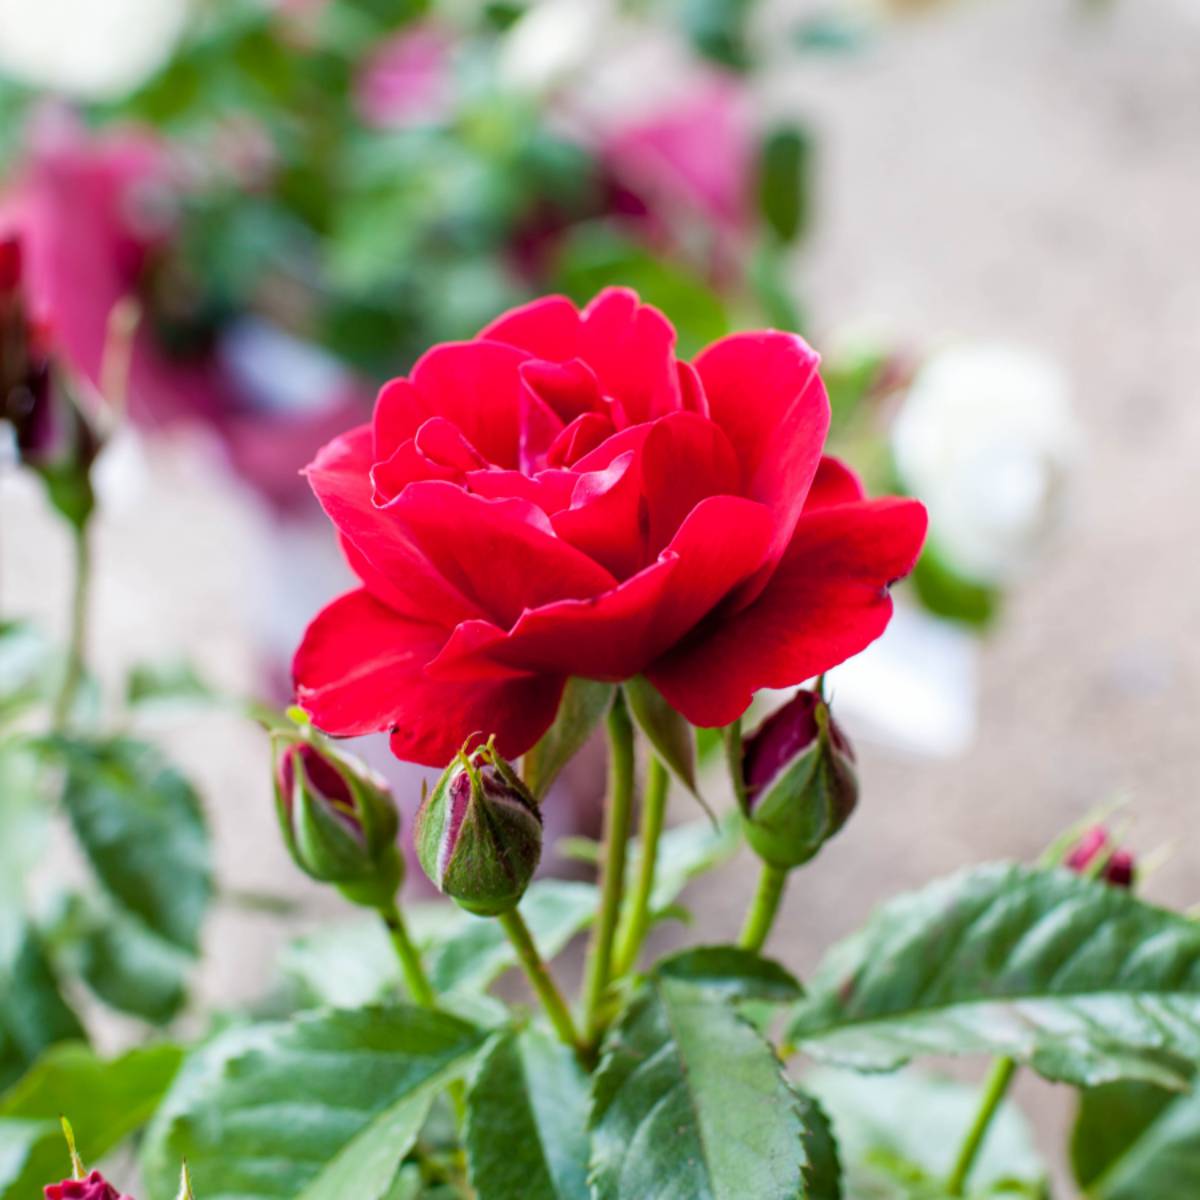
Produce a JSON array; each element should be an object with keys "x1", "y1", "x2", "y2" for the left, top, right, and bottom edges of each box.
[
  {"x1": 371, "y1": 416, "x2": 486, "y2": 506},
  {"x1": 466, "y1": 466, "x2": 578, "y2": 513},
  {"x1": 579, "y1": 287, "x2": 681, "y2": 423},
  {"x1": 694, "y1": 330, "x2": 830, "y2": 567},
  {"x1": 386, "y1": 479, "x2": 618, "y2": 627},
  {"x1": 373, "y1": 377, "x2": 427, "y2": 462},
  {"x1": 481, "y1": 293, "x2": 583, "y2": 360},
  {"x1": 408, "y1": 339, "x2": 533, "y2": 468},
  {"x1": 804, "y1": 455, "x2": 866, "y2": 510},
  {"x1": 481, "y1": 288, "x2": 682, "y2": 425},
  {"x1": 432, "y1": 494, "x2": 774, "y2": 680},
  {"x1": 552, "y1": 412, "x2": 740, "y2": 577},
  {"x1": 306, "y1": 426, "x2": 481, "y2": 624},
  {"x1": 648, "y1": 497, "x2": 928, "y2": 726},
  {"x1": 294, "y1": 589, "x2": 564, "y2": 764}
]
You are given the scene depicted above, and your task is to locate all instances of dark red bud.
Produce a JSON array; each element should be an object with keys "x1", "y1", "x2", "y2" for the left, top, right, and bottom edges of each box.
[
  {"x1": 45, "y1": 1171, "x2": 134, "y2": 1200},
  {"x1": 743, "y1": 689, "x2": 854, "y2": 811},
  {"x1": 0, "y1": 236, "x2": 21, "y2": 292},
  {"x1": 1065, "y1": 826, "x2": 1135, "y2": 889},
  {"x1": 278, "y1": 742, "x2": 359, "y2": 830}
]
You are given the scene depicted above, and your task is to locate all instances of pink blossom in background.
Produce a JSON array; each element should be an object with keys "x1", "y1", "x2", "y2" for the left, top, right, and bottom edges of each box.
[
  {"x1": 0, "y1": 109, "x2": 366, "y2": 511},
  {"x1": 599, "y1": 75, "x2": 754, "y2": 263},
  {"x1": 356, "y1": 26, "x2": 454, "y2": 129}
]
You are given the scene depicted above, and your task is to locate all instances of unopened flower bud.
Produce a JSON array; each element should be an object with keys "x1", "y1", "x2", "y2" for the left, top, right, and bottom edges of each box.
[
  {"x1": 1065, "y1": 826, "x2": 1135, "y2": 889},
  {"x1": 739, "y1": 688, "x2": 858, "y2": 869},
  {"x1": 416, "y1": 739, "x2": 542, "y2": 916},
  {"x1": 45, "y1": 1171, "x2": 134, "y2": 1200},
  {"x1": 1, "y1": 235, "x2": 100, "y2": 527},
  {"x1": 274, "y1": 739, "x2": 402, "y2": 908}
]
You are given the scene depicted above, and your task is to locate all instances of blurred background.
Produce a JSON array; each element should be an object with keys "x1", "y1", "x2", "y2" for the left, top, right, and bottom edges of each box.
[{"x1": 2, "y1": 0, "x2": 1198, "y2": 1183}]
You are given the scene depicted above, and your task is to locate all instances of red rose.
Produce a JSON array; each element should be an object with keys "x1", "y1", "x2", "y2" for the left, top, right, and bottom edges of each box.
[
  {"x1": 45, "y1": 1171, "x2": 133, "y2": 1200},
  {"x1": 294, "y1": 288, "x2": 927, "y2": 766}
]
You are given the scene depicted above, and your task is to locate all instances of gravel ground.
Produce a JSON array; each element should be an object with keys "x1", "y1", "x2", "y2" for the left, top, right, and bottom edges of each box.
[{"x1": 4, "y1": 0, "x2": 1199, "y2": 1189}]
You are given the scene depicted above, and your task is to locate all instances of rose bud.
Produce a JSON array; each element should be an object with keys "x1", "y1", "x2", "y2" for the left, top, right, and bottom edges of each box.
[
  {"x1": 1, "y1": 235, "x2": 100, "y2": 527},
  {"x1": 739, "y1": 688, "x2": 858, "y2": 869},
  {"x1": 1065, "y1": 825, "x2": 1135, "y2": 889},
  {"x1": 273, "y1": 738, "x2": 403, "y2": 908},
  {"x1": 45, "y1": 1171, "x2": 134, "y2": 1200},
  {"x1": 415, "y1": 738, "x2": 542, "y2": 916}
]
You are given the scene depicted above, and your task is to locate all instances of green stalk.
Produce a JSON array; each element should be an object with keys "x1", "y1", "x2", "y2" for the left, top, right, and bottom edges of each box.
[
  {"x1": 51, "y1": 522, "x2": 90, "y2": 732},
  {"x1": 498, "y1": 908, "x2": 586, "y2": 1062},
  {"x1": 379, "y1": 900, "x2": 437, "y2": 1009},
  {"x1": 380, "y1": 899, "x2": 467, "y2": 1126},
  {"x1": 945, "y1": 1057, "x2": 1019, "y2": 1195},
  {"x1": 738, "y1": 861, "x2": 789, "y2": 953},
  {"x1": 612, "y1": 755, "x2": 669, "y2": 977},
  {"x1": 583, "y1": 694, "x2": 636, "y2": 1047}
]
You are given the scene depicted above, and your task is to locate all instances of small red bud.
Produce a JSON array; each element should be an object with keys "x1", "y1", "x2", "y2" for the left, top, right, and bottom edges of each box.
[
  {"x1": 739, "y1": 688, "x2": 858, "y2": 869},
  {"x1": 1065, "y1": 826, "x2": 1135, "y2": 889},
  {"x1": 45, "y1": 1171, "x2": 134, "y2": 1200},
  {"x1": 0, "y1": 235, "x2": 22, "y2": 292}
]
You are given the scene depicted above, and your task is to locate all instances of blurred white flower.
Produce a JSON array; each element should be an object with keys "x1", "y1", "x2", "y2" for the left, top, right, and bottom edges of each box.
[
  {"x1": 0, "y1": 0, "x2": 189, "y2": 100},
  {"x1": 499, "y1": 0, "x2": 608, "y2": 93},
  {"x1": 891, "y1": 343, "x2": 1077, "y2": 585}
]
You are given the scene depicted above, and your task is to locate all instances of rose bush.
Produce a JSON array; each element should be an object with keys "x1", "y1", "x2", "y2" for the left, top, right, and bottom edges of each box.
[{"x1": 294, "y1": 286, "x2": 927, "y2": 765}]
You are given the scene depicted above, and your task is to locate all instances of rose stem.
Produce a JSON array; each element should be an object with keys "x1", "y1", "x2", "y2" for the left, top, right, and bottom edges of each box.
[
  {"x1": 498, "y1": 908, "x2": 587, "y2": 1062},
  {"x1": 612, "y1": 756, "x2": 670, "y2": 977},
  {"x1": 738, "y1": 861, "x2": 789, "y2": 953},
  {"x1": 380, "y1": 899, "x2": 468, "y2": 1124},
  {"x1": 379, "y1": 899, "x2": 437, "y2": 1009},
  {"x1": 945, "y1": 1057, "x2": 1019, "y2": 1195},
  {"x1": 582, "y1": 693, "x2": 636, "y2": 1048},
  {"x1": 52, "y1": 521, "x2": 91, "y2": 732}
]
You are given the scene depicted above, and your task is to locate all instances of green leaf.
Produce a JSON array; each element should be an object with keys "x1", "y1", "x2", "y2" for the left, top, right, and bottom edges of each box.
[
  {"x1": 793, "y1": 1089, "x2": 843, "y2": 1200},
  {"x1": 0, "y1": 917, "x2": 85, "y2": 1092},
  {"x1": 910, "y1": 543, "x2": 1000, "y2": 629},
  {"x1": 466, "y1": 1029, "x2": 590, "y2": 1200},
  {"x1": 589, "y1": 976, "x2": 811, "y2": 1200},
  {"x1": 54, "y1": 738, "x2": 213, "y2": 952},
  {"x1": 0, "y1": 622, "x2": 52, "y2": 724},
  {"x1": 788, "y1": 863, "x2": 1200, "y2": 1088},
  {"x1": 0, "y1": 1042, "x2": 182, "y2": 1198},
  {"x1": 523, "y1": 679, "x2": 614, "y2": 801},
  {"x1": 55, "y1": 894, "x2": 190, "y2": 1024},
  {"x1": 603, "y1": 812, "x2": 740, "y2": 937},
  {"x1": 142, "y1": 1006, "x2": 485, "y2": 1200},
  {"x1": 644, "y1": 811, "x2": 742, "y2": 916},
  {"x1": 282, "y1": 880, "x2": 597, "y2": 1009},
  {"x1": 655, "y1": 946, "x2": 803, "y2": 1002},
  {"x1": 1073, "y1": 1080, "x2": 1200, "y2": 1199},
  {"x1": 0, "y1": 742, "x2": 49, "y2": 903},
  {"x1": 125, "y1": 659, "x2": 214, "y2": 708},
  {"x1": 806, "y1": 1067, "x2": 1044, "y2": 1199},
  {"x1": 758, "y1": 125, "x2": 812, "y2": 244},
  {"x1": 552, "y1": 224, "x2": 729, "y2": 358},
  {"x1": 623, "y1": 677, "x2": 697, "y2": 798},
  {"x1": 422, "y1": 881, "x2": 597, "y2": 996},
  {"x1": 680, "y1": 0, "x2": 754, "y2": 70}
]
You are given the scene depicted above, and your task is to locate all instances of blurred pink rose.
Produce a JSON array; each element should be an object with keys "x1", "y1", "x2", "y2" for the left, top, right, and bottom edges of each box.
[
  {"x1": 0, "y1": 110, "x2": 365, "y2": 511},
  {"x1": 598, "y1": 75, "x2": 753, "y2": 270},
  {"x1": 356, "y1": 27, "x2": 453, "y2": 130}
]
